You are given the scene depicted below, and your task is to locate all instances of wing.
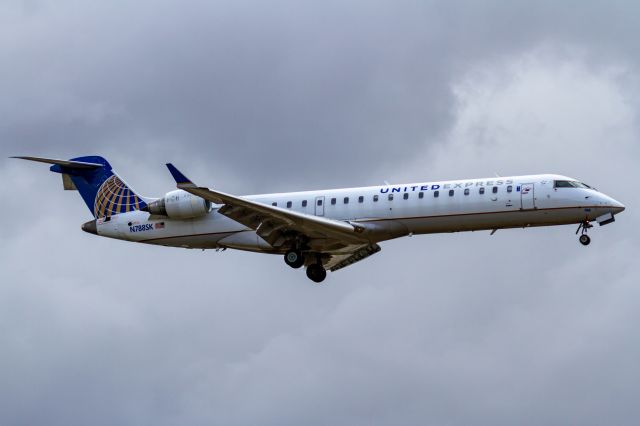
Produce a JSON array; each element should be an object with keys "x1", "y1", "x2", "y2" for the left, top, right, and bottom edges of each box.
[
  {"x1": 165, "y1": 164, "x2": 371, "y2": 253},
  {"x1": 323, "y1": 243, "x2": 381, "y2": 272}
]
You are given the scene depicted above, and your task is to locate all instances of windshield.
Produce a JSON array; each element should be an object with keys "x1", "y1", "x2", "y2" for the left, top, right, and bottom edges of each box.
[{"x1": 554, "y1": 180, "x2": 592, "y2": 189}]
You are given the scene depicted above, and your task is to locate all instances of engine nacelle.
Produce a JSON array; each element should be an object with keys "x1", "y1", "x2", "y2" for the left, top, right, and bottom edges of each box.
[{"x1": 143, "y1": 190, "x2": 212, "y2": 219}]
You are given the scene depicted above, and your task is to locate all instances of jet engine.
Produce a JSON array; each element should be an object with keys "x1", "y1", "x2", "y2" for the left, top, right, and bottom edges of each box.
[{"x1": 143, "y1": 190, "x2": 212, "y2": 219}]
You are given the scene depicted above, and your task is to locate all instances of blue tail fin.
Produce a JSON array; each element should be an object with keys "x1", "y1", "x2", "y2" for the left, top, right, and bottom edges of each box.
[{"x1": 47, "y1": 156, "x2": 147, "y2": 218}]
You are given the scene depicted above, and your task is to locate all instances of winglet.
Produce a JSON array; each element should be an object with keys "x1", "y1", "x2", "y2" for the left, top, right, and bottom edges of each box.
[{"x1": 166, "y1": 163, "x2": 197, "y2": 188}]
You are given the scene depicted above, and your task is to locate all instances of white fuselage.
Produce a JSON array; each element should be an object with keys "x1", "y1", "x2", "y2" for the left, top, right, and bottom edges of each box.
[{"x1": 95, "y1": 174, "x2": 625, "y2": 252}]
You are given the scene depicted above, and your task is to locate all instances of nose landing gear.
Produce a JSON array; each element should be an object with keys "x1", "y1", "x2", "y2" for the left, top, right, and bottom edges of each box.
[
  {"x1": 579, "y1": 234, "x2": 591, "y2": 246},
  {"x1": 576, "y1": 220, "x2": 593, "y2": 246}
]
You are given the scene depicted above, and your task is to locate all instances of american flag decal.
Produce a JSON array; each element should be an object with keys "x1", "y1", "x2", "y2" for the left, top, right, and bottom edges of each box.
[{"x1": 155, "y1": 222, "x2": 165, "y2": 229}]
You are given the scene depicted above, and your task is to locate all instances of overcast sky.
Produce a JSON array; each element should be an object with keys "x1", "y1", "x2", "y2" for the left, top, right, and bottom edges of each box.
[{"x1": 1, "y1": 1, "x2": 639, "y2": 425}]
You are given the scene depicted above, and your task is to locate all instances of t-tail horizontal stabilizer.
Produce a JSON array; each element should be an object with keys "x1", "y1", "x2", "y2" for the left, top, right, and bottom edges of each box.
[
  {"x1": 11, "y1": 156, "x2": 104, "y2": 169},
  {"x1": 13, "y1": 155, "x2": 147, "y2": 218}
]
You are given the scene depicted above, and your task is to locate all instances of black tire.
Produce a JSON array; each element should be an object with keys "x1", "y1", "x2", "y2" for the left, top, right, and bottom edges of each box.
[
  {"x1": 579, "y1": 234, "x2": 591, "y2": 246},
  {"x1": 306, "y1": 264, "x2": 327, "y2": 283},
  {"x1": 284, "y1": 250, "x2": 305, "y2": 269}
]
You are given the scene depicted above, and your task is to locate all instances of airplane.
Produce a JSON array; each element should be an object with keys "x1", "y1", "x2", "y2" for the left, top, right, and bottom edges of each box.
[{"x1": 13, "y1": 155, "x2": 625, "y2": 283}]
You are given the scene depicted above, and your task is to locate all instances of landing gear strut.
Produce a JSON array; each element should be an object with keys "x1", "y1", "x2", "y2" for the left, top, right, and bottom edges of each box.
[
  {"x1": 306, "y1": 263, "x2": 327, "y2": 283},
  {"x1": 576, "y1": 220, "x2": 593, "y2": 246},
  {"x1": 284, "y1": 250, "x2": 305, "y2": 269}
]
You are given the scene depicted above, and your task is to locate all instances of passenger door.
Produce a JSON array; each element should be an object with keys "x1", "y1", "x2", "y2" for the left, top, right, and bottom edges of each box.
[{"x1": 520, "y1": 183, "x2": 535, "y2": 210}]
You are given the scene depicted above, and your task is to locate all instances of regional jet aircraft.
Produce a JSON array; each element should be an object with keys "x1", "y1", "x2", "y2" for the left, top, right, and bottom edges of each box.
[{"x1": 14, "y1": 156, "x2": 625, "y2": 283}]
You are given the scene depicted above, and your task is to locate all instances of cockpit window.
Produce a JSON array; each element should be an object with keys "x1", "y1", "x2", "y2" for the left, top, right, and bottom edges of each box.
[
  {"x1": 554, "y1": 180, "x2": 573, "y2": 188},
  {"x1": 554, "y1": 180, "x2": 592, "y2": 189}
]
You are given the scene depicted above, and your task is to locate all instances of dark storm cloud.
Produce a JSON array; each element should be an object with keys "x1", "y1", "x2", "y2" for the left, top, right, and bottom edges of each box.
[{"x1": 1, "y1": 1, "x2": 640, "y2": 425}]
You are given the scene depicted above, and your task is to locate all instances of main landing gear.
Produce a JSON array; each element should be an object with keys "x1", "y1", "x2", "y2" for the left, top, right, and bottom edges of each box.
[
  {"x1": 576, "y1": 220, "x2": 593, "y2": 246},
  {"x1": 284, "y1": 250, "x2": 305, "y2": 269},
  {"x1": 306, "y1": 263, "x2": 327, "y2": 283},
  {"x1": 284, "y1": 250, "x2": 327, "y2": 283}
]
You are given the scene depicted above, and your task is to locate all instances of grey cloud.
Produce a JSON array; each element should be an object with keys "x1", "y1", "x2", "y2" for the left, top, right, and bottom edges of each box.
[
  {"x1": 3, "y1": 1, "x2": 638, "y2": 190},
  {"x1": 1, "y1": 1, "x2": 640, "y2": 425}
]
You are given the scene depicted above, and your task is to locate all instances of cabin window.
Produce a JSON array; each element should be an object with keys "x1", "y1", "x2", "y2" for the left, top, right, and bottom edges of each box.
[
  {"x1": 344, "y1": 197, "x2": 349, "y2": 204},
  {"x1": 449, "y1": 189, "x2": 454, "y2": 196},
  {"x1": 373, "y1": 195, "x2": 379, "y2": 202},
  {"x1": 272, "y1": 202, "x2": 277, "y2": 206},
  {"x1": 317, "y1": 199, "x2": 322, "y2": 206},
  {"x1": 388, "y1": 194, "x2": 394, "y2": 201},
  {"x1": 286, "y1": 201, "x2": 292, "y2": 208},
  {"x1": 302, "y1": 200, "x2": 307, "y2": 207},
  {"x1": 464, "y1": 188, "x2": 470, "y2": 195},
  {"x1": 507, "y1": 185, "x2": 512, "y2": 193},
  {"x1": 479, "y1": 187, "x2": 485, "y2": 194},
  {"x1": 331, "y1": 198, "x2": 336, "y2": 205},
  {"x1": 403, "y1": 193, "x2": 409, "y2": 200},
  {"x1": 418, "y1": 192, "x2": 424, "y2": 199},
  {"x1": 358, "y1": 195, "x2": 364, "y2": 203},
  {"x1": 492, "y1": 186, "x2": 498, "y2": 194},
  {"x1": 434, "y1": 191, "x2": 439, "y2": 198}
]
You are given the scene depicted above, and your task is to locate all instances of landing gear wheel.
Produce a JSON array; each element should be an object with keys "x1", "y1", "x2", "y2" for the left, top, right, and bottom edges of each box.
[
  {"x1": 306, "y1": 263, "x2": 327, "y2": 283},
  {"x1": 576, "y1": 220, "x2": 593, "y2": 246},
  {"x1": 579, "y1": 234, "x2": 591, "y2": 246},
  {"x1": 284, "y1": 250, "x2": 305, "y2": 269}
]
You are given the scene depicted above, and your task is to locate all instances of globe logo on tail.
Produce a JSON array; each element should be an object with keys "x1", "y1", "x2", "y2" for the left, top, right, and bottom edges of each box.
[{"x1": 93, "y1": 175, "x2": 145, "y2": 218}]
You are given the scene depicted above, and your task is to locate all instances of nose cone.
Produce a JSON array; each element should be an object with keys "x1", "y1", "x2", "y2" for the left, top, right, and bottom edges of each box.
[
  {"x1": 81, "y1": 219, "x2": 98, "y2": 235},
  {"x1": 614, "y1": 203, "x2": 625, "y2": 214},
  {"x1": 606, "y1": 197, "x2": 625, "y2": 214}
]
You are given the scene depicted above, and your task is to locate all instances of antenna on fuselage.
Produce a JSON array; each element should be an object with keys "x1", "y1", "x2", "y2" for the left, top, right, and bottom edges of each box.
[{"x1": 383, "y1": 180, "x2": 390, "y2": 185}]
